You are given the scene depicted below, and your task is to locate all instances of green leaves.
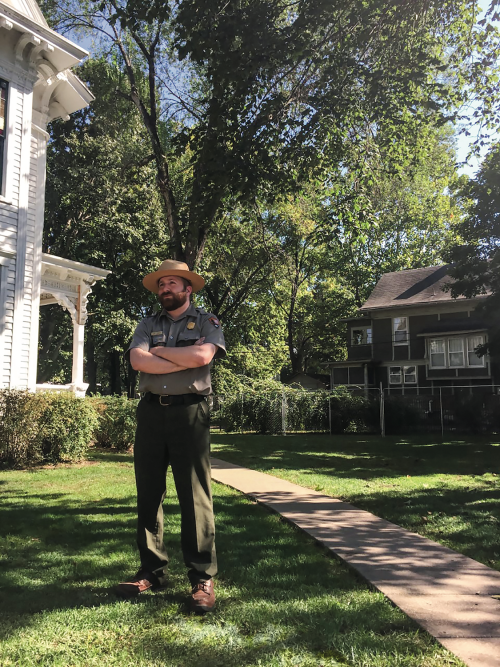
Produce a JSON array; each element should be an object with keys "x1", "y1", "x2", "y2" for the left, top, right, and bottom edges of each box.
[{"x1": 447, "y1": 141, "x2": 500, "y2": 359}]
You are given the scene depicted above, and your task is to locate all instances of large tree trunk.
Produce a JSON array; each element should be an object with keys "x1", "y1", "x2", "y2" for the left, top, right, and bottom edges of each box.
[
  {"x1": 86, "y1": 331, "x2": 98, "y2": 395},
  {"x1": 109, "y1": 351, "x2": 122, "y2": 395}
]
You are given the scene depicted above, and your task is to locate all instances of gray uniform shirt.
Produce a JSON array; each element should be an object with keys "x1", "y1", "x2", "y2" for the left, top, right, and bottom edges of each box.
[{"x1": 126, "y1": 303, "x2": 226, "y2": 395}]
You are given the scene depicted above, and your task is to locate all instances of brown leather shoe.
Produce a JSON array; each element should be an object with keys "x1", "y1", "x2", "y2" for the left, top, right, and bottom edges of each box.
[
  {"x1": 116, "y1": 570, "x2": 161, "y2": 599},
  {"x1": 190, "y1": 579, "x2": 215, "y2": 613}
]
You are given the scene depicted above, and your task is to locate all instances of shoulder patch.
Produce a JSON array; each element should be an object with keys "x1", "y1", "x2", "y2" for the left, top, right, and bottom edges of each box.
[{"x1": 208, "y1": 316, "x2": 220, "y2": 328}]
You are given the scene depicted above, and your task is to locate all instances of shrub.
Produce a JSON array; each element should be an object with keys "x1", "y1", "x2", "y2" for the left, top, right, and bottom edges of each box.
[
  {"x1": 329, "y1": 387, "x2": 376, "y2": 434},
  {"x1": 214, "y1": 386, "x2": 378, "y2": 434},
  {"x1": 0, "y1": 390, "x2": 45, "y2": 466},
  {"x1": 90, "y1": 395, "x2": 138, "y2": 450},
  {"x1": 383, "y1": 396, "x2": 422, "y2": 434},
  {"x1": 0, "y1": 390, "x2": 98, "y2": 467},
  {"x1": 452, "y1": 394, "x2": 492, "y2": 434},
  {"x1": 37, "y1": 393, "x2": 99, "y2": 462},
  {"x1": 285, "y1": 390, "x2": 329, "y2": 432}
]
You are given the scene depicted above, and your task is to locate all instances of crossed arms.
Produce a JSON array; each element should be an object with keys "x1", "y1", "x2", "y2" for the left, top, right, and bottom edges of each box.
[{"x1": 130, "y1": 337, "x2": 217, "y2": 374}]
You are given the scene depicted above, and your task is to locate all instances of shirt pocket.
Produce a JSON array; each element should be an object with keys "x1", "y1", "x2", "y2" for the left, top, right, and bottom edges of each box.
[{"x1": 176, "y1": 333, "x2": 200, "y2": 347}]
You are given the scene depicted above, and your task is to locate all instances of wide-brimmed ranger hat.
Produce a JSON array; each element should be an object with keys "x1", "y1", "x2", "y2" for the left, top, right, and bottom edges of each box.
[{"x1": 143, "y1": 259, "x2": 205, "y2": 294}]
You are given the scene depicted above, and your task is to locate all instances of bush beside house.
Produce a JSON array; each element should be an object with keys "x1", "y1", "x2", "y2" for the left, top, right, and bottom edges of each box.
[
  {"x1": 0, "y1": 391, "x2": 137, "y2": 467},
  {"x1": 89, "y1": 395, "x2": 138, "y2": 451},
  {"x1": 0, "y1": 390, "x2": 98, "y2": 466}
]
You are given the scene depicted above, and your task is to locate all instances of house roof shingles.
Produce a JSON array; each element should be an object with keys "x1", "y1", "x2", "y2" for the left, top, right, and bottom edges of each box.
[{"x1": 361, "y1": 265, "x2": 473, "y2": 311}]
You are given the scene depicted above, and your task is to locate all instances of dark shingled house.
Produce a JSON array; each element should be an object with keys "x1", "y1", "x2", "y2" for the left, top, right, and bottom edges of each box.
[{"x1": 326, "y1": 265, "x2": 498, "y2": 394}]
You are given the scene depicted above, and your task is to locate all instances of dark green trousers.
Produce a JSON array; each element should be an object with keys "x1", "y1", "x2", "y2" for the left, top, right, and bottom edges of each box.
[{"x1": 134, "y1": 396, "x2": 217, "y2": 585}]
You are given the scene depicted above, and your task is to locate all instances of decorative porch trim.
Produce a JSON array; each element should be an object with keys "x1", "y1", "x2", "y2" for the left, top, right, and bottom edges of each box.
[{"x1": 38, "y1": 254, "x2": 110, "y2": 396}]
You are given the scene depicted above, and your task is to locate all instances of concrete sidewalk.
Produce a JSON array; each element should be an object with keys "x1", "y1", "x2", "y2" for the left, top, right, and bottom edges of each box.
[{"x1": 211, "y1": 458, "x2": 500, "y2": 667}]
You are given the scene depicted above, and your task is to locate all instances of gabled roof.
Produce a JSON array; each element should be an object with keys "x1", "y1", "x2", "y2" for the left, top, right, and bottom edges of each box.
[
  {"x1": 361, "y1": 265, "x2": 482, "y2": 312},
  {"x1": 1, "y1": 0, "x2": 47, "y2": 26}
]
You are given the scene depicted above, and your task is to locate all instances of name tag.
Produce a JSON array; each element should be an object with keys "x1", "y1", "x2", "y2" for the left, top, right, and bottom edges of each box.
[{"x1": 151, "y1": 331, "x2": 166, "y2": 346}]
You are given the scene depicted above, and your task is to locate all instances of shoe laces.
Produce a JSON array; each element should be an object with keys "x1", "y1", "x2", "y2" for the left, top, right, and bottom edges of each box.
[{"x1": 192, "y1": 581, "x2": 210, "y2": 593}]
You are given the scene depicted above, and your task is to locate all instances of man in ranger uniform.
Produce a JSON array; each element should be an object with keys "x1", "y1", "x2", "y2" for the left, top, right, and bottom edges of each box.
[{"x1": 117, "y1": 259, "x2": 226, "y2": 612}]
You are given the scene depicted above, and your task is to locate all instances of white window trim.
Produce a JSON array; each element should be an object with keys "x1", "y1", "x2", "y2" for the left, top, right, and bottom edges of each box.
[
  {"x1": 389, "y1": 365, "x2": 418, "y2": 385},
  {"x1": 403, "y1": 365, "x2": 417, "y2": 384},
  {"x1": 393, "y1": 316, "x2": 409, "y2": 346},
  {"x1": 351, "y1": 325, "x2": 372, "y2": 346},
  {"x1": 0, "y1": 77, "x2": 16, "y2": 204},
  {"x1": 0, "y1": 77, "x2": 8, "y2": 199},
  {"x1": 428, "y1": 335, "x2": 486, "y2": 369},
  {"x1": 448, "y1": 337, "x2": 465, "y2": 368},
  {"x1": 389, "y1": 366, "x2": 402, "y2": 384}
]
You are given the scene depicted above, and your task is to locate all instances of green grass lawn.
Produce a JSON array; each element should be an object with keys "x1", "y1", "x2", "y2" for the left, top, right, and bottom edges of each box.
[
  {"x1": 0, "y1": 450, "x2": 465, "y2": 667},
  {"x1": 211, "y1": 433, "x2": 500, "y2": 571}
]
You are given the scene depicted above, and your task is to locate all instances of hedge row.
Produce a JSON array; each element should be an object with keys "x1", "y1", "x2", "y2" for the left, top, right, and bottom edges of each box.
[
  {"x1": 0, "y1": 390, "x2": 138, "y2": 468},
  {"x1": 213, "y1": 388, "x2": 380, "y2": 434}
]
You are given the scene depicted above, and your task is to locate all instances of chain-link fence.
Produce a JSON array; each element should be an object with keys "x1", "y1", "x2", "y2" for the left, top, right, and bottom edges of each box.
[
  {"x1": 210, "y1": 385, "x2": 500, "y2": 436},
  {"x1": 381, "y1": 385, "x2": 500, "y2": 436},
  {"x1": 210, "y1": 388, "x2": 381, "y2": 435}
]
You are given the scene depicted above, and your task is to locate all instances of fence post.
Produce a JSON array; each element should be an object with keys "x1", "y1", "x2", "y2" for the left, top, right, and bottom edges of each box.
[
  {"x1": 380, "y1": 382, "x2": 385, "y2": 437},
  {"x1": 440, "y1": 386, "x2": 444, "y2": 438},
  {"x1": 281, "y1": 390, "x2": 287, "y2": 435},
  {"x1": 328, "y1": 393, "x2": 332, "y2": 435},
  {"x1": 240, "y1": 393, "x2": 243, "y2": 433}
]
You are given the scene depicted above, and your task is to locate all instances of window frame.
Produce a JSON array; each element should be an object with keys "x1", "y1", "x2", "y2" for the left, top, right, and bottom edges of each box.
[
  {"x1": 393, "y1": 316, "x2": 409, "y2": 346},
  {"x1": 351, "y1": 325, "x2": 372, "y2": 346},
  {"x1": 389, "y1": 366, "x2": 402, "y2": 384},
  {"x1": 403, "y1": 365, "x2": 417, "y2": 384},
  {"x1": 428, "y1": 335, "x2": 486, "y2": 369},
  {"x1": 0, "y1": 78, "x2": 8, "y2": 197},
  {"x1": 467, "y1": 335, "x2": 485, "y2": 367},
  {"x1": 429, "y1": 338, "x2": 447, "y2": 368},
  {"x1": 389, "y1": 365, "x2": 418, "y2": 385},
  {"x1": 448, "y1": 337, "x2": 465, "y2": 367}
]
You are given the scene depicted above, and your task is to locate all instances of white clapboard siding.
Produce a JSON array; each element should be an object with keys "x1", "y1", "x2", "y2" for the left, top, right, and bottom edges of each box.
[
  {"x1": 14, "y1": 131, "x2": 39, "y2": 387},
  {"x1": 0, "y1": 79, "x2": 24, "y2": 388}
]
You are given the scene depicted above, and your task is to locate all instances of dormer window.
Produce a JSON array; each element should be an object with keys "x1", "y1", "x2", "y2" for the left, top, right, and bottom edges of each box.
[
  {"x1": 352, "y1": 326, "x2": 372, "y2": 346},
  {"x1": 393, "y1": 317, "x2": 408, "y2": 345},
  {"x1": 0, "y1": 79, "x2": 7, "y2": 195}
]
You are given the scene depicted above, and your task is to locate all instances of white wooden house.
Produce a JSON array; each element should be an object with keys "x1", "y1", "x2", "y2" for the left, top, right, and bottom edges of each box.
[{"x1": 0, "y1": 0, "x2": 109, "y2": 396}]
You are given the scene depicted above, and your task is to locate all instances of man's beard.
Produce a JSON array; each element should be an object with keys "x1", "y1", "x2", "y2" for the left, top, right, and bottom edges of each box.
[{"x1": 160, "y1": 290, "x2": 189, "y2": 311}]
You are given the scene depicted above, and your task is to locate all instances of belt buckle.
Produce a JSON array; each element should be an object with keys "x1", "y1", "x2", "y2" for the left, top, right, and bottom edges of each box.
[{"x1": 159, "y1": 394, "x2": 171, "y2": 406}]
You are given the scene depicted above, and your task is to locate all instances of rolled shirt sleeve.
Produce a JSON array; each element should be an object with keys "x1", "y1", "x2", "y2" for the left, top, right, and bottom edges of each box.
[
  {"x1": 124, "y1": 319, "x2": 151, "y2": 363},
  {"x1": 200, "y1": 315, "x2": 226, "y2": 359}
]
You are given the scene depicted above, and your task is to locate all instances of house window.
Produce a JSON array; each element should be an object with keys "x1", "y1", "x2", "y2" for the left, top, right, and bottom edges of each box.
[
  {"x1": 389, "y1": 366, "x2": 402, "y2": 384},
  {"x1": 404, "y1": 365, "x2": 417, "y2": 383},
  {"x1": 448, "y1": 338, "x2": 464, "y2": 367},
  {"x1": 0, "y1": 80, "x2": 7, "y2": 195},
  {"x1": 389, "y1": 365, "x2": 417, "y2": 384},
  {"x1": 428, "y1": 335, "x2": 486, "y2": 369},
  {"x1": 430, "y1": 339, "x2": 446, "y2": 367},
  {"x1": 352, "y1": 326, "x2": 372, "y2": 346},
  {"x1": 393, "y1": 317, "x2": 408, "y2": 345},
  {"x1": 467, "y1": 335, "x2": 485, "y2": 366}
]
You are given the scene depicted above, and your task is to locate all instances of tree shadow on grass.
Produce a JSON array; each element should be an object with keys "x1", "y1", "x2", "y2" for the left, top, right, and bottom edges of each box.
[
  {"x1": 212, "y1": 434, "x2": 500, "y2": 479},
  {"x1": 211, "y1": 435, "x2": 500, "y2": 571},
  {"x1": 0, "y1": 463, "x2": 461, "y2": 667},
  {"x1": 89, "y1": 449, "x2": 134, "y2": 464},
  {"x1": 344, "y1": 484, "x2": 500, "y2": 570}
]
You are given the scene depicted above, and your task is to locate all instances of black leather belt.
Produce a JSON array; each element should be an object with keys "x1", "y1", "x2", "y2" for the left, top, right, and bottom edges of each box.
[{"x1": 144, "y1": 392, "x2": 205, "y2": 406}]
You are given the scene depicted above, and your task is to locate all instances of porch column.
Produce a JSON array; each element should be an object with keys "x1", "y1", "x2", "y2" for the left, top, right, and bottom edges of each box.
[{"x1": 71, "y1": 321, "x2": 86, "y2": 396}]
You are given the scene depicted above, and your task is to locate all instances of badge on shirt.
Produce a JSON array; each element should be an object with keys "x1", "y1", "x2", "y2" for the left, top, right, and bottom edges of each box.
[
  {"x1": 187, "y1": 322, "x2": 195, "y2": 330},
  {"x1": 208, "y1": 317, "x2": 220, "y2": 328}
]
